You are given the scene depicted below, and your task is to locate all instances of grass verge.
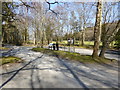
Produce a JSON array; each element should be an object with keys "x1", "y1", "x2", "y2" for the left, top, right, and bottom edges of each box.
[
  {"x1": 0, "y1": 47, "x2": 10, "y2": 50},
  {"x1": 31, "y1": 48, "x2": 117, "y2": 64},
  {"x1": 60, "y1": 44, "x2": 93, "y2": 49},
  {"x1": 0, "y1": 56, "x2": 23, "y2": 65}
]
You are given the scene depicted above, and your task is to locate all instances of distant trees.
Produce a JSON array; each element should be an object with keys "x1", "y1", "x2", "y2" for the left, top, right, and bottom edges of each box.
[
  {"x1": 44, "y1": 17, "x2": 55, "y2": 44},
  {"x1": 76, "y1": 3, "x2": 95, "y2": 46},
  {"x1": 2, "y1": 2, "x2": 21, "y2": 45},
  {"x1": 33, "y1": 6, "x2": 43, "y2": 46},
  {"x1": 2, "y1": 1, "x2": 34, "y2": 45},
  {"x1": 77, "y1": 3, "x2": 86, "y2": 46},
  {"x1": 14, "y1": 14, "x2": 30, "y2": 45},
  {"x1": 69, "y1": 11, "x2": 77, "y2": 45}
]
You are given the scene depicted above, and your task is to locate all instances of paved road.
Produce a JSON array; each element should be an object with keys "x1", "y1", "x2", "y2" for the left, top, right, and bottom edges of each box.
[
  {"x1": 0, "y1": 46, "x2": 119, "y2": 88},
  {"x1": 58, "y1": 47, "x2": 119, "y2": 60}
]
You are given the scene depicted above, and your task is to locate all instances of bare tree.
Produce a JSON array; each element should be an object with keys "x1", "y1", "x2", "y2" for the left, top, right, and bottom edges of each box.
[
  {"x1": 99, "y1": 2, "x2": 120, "y2": 58},
  {"x1": 76, "y1": 2, "x2": 95, "y2": 46},
  {"x1": 92, "y1": 0, "x2": 103, "y2": 58}
]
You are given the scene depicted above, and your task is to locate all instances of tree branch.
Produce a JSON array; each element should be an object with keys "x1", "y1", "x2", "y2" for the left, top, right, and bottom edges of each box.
[{"x1": 45, "y1": 0, "x2": 58, "y2": 15}]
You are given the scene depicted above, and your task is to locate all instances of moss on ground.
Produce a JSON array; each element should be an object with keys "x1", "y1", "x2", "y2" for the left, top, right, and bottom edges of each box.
[
  {"x1": 32, "y1": 48, "x2": 117, "y2": 64},
  {"x1": 0, "y1": 56, "x2": 23, "y2": 65},
  {"x1": 0, "y1": 47, "x2": 9, "y2": 50}
]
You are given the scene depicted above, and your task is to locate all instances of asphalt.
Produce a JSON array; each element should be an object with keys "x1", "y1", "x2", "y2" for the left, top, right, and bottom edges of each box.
[{"x1": 0, "y1": 46, "x2": 119, "y2": 88}]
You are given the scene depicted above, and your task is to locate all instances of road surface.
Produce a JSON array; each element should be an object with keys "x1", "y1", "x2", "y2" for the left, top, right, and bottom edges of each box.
[{"x1": 0, "y1": 46, "x2": 119, "y2": 88}]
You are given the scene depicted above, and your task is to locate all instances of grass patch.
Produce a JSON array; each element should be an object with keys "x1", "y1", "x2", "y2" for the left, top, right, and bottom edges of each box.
[
  {"x1": 0, "y1": 47, "x2": 10, "y2": 50},
  {"x1": 62, "y1": 45, "x2": 93, "y2": 49},
  {"x1": 32, "y1": 48, "x2": 116, "y2": 64},
  {"x1": 0, "y1": 56, "x2": 23, "y2": 65},
  {"x1": 59, "y1": 41, "x2": 116, "y2": 49},
  {"x1": 59, "y1": 41, "x2": 102, "y2": 46}
]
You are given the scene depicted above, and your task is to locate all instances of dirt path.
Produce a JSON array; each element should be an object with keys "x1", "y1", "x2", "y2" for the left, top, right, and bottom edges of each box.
[{"x1": 0, "y1": 46, "x2": 119, "y2": 88}]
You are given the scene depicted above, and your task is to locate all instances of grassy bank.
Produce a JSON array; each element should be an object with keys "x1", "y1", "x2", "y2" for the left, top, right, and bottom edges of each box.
[
  {"x1": 0, "y1": 47, "x2": 10, "y2": 50},
  {"x1": 32, "y1": 48, "x2": 116, "y2": 64},
  {"x1": 0, "y1": 56, "x2": 23, "y2": 65}
]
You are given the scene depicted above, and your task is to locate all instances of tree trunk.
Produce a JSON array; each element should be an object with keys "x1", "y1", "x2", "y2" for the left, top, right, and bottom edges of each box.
[
  {"x1": 56, "y1": 37, "x2": 59, "y2": 50},
  {"x1": 67, "y1": 38, "x2": 70, "y2": 52},
  {"x1": 47, "y1": 39, "x2": 50, "y2": 45},
  {"x1": 56, "y1": 42, "x2": 59, "y2": 50},
  {"x1": 79, "y1": 32, "x2": 81, "y2": 46},
  {"x1": 41, "y1": 37, "x2": 44, "y2": 48},
  {"x1": 34, "y1": 31, "x2": 37, "y2": 45},
  {"x1": 81, "y1": 30, "x2": 85, "y2": 46},
  {"x1": 24, "y1": 29, "x2": 28, "y2": 44},
  {"x1": 92, "y1": 0, "x2": 102, "y2": 58},
  {"x1": 99, "y1": 42, "x2": 107, "y2": 58},
  {"x1": 34, "y1": 37, "x2": 36, "y2": 45},
  {"x1": 73, "y1": 37, "x2": 75, "y2": 52}
]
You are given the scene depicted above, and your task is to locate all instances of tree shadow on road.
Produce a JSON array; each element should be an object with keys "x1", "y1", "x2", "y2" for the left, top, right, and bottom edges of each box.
[
  {"x1": 0, "y1": 54, "x2": 119, "y2": 89},
  {"x1": 92, "y1": 59, "x2": 119, "y2": 71},
  {"x1": 72, "y1": 65, "x2": 118, "y2": 88},
  {"x1": 0, "y1": 55, "x2": 44, "y2": 89},
  {"x1": 55, "y1": 56, "x2": 119, "y2": 88},
  {"x1": 56, "y1": 56, "x2": 89, "y2": 89}
]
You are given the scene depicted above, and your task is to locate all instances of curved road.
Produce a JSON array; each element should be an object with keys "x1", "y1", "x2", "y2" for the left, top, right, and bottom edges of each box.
[{"x1": 0, "y1": 46, "x2": 119, "y2": 88}]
